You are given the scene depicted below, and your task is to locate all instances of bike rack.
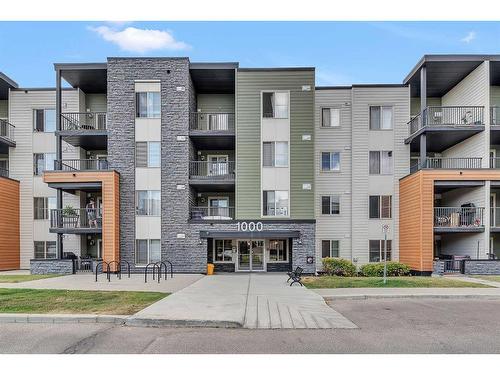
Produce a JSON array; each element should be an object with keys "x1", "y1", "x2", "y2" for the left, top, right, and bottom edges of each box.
[
  {"x1": 163, "y1": 260, "x2": 174, "y2": 279},
  {"x1": 107, "y1": 261, "x2": 121, "y2": 280},
  {"x1": 119, "y1": 260, "x2": 131, "y2": 279},
  {"x1": 95, "y1": 261, "x2": 110, "y2": 282},
  {"x1": 144, "y1": 262, "x2": 160, "y2": 283}
]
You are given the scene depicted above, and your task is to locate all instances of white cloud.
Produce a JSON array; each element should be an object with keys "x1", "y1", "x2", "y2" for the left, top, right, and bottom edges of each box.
[
  {"x1": 461, "y1": 31, "x2": 476, "y2": 44},
  {"x1": 89, "y1": 26, "x2": 190, "y2": 53}
]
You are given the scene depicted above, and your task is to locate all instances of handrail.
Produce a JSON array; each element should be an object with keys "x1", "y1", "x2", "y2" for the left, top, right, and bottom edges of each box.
[
  {"x1": 55, "y1": 158, "x2": 109, "y2": 171},
  {"x1": 434, "y1": 207, "x2": 484, "y2": 228},
  {"x1": 0, "y1": 119, "x2": 15, "y2": 141},
  {"x1": 60, "y1": 112, "x2": 107, "y2": 131},
  {"x1": 189, "y1": 112, "x2": 235, "y2": 131},
  {"x1": 189, "y1": 160, "x2": 235, "y2": 179},
  {"x1": 411, "y1": 157, "x2": 482, "y2": 172},
  {"x1": 50, "y1": 208, "x2": 103, "y2": 229},
  {"x1": 408, "y1": 106, "x2": 484, "y2": 136}
]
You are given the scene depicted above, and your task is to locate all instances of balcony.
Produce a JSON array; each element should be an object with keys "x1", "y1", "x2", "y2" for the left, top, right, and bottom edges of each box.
[
  {"x1": 57, "y1": 112, "x2": 107, "y2": 149},
  {"x1": 189, "y1": 161, "x2": 235, "y2": 191},
  {"x1": 189, "y1": 112, "x2": 235, "y2": 149},
  {"x1": 492, "y1": 107, "x2": 500, "y2": 126},
  {"x1": 0, "y1": 119, "x2": 15, "y2": 152},
  {"x1": 49, "y1": 208, "x2": 102, "y2": 234},
  {"x1": 0, "y1": 167, "x2": 8, "y2": 178},
  {"x1": 190, "y1": 206, "x2": 235, "y2": 221},
  {"x1": 491, "y1": 207, "x2": 500, "y2": 230},
  {"x1": 410, "y1": 157, "x2": 482, "y2": 173},
  {"x1": 434, "y1": 207, "x2": 484, "y2": 233},
  {"x1": 55, "y1": 158, "x2": 109, "y2": 171}
]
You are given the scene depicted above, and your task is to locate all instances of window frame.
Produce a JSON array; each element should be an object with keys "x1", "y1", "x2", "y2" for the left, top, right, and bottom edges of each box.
[
  {"x1": 267, "y1": 239, "x2": 288, "y2": 263},
  {"x1": 321, "y1": 195, "x2": 341, "y2": 215},
  {"x1": 321, "y1": 151, "x2": 341, "y2": 172},
  {"x1": 213, "y1": 239, "x2": 234, "y2": 263},
  {"x1": 369, "y1": 150, "x2": 393, "y2": 175},
  {"x1": 135, "y1": 239, "x2": 161, "y2": 266},
  {"x1": 369, "y1": 105, "x2": 393, "y2": 130},
  {"x1": 369, "y1": 239, "x2": 392, "y2": 262},
  {"x1": 262, "y1": 190, "x2": 289, "y2": 217},
  {"x1": 369, "y1": 195, "x2": 392, "y2": 219},
  {"x1": 321, "y1": 239, "x2": 340, "y2": 258},
  {"x1": 33, "y1": 153, "x2": 56, "y2": 176},
  {"x1": 33, "y1": 197, "x2": 56, "y2": 220},
  {"x1": 34, "y1": 241, "x2": 57, "y2": 259},
  {"x1": 136, "y1": 141, "x2": 161, "y2": 168},
  {"x1": 135, "y1": 91, "x2": 161, "y2": 119},
  {"x1": 135, "y1": 190, "x2": 161, "y2": 216},
  {"x1": 262, "y1": 141, "x2": 289, "y2": 168},
  {"x1": 321, "y1": 107, "x2": 341, "y2": 128},
  {"x1": 262, "y1": 91, "x2": 290, "y2": 119},
  {"x1": 33, "y1": 108, "x2": 56, "y2": 133}
]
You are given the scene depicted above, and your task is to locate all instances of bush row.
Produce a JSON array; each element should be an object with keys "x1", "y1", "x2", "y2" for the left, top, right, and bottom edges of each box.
[{"x1": 321, "y1": 257, "x2": 411, "y2": 277}]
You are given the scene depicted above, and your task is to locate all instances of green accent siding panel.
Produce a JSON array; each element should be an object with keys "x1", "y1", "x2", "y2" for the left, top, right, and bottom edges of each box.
[
  {"x1": 236, "y1": 70, "x2": 315, "y2": 220},
  {"x1": 197, "y1": 94, "x2": 235, "y2": 113}
]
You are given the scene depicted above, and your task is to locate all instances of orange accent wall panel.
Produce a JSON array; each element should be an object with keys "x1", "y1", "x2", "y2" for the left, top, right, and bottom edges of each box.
[
  {"x1": 0, "y1": 177, "x2": 20, "y2": 270},
  {"x1": 400, "y1": 169, "x2": 500, "y2": 272},
  {"x1": 43, "y1": 171, "x2": 120, "y2": 266}
]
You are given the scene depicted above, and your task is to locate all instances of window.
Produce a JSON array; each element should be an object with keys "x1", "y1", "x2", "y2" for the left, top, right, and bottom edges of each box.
[
  {"x1": 370, "y1": 106, "x2": 393, "y2": 130},
  {"x1": 135, "y1": 239, "x2": 161, "y2": 265},
  {"x1": 268, "y1": 239, "x2": 288, "y2": 262},
  {"x1": 369, "y1": 196, "x2": 392, "y2": 219},
  {"x1": 34, "y1": 109, "x2": 56, "y2": 132},
  {"x1": 34, "y1": 197, "x2": 56, "y2": 220},
  {"x1": 33, "y1": 153, "x2": 56, "y2": 176},
  {"x1": 263, "y1": 141, "x2": 288, "y2": 167},
  {"x1": 321, "y1": 108, "x2": 340, "y2": 127},
  {"x1": 136, "y1": 92, "x2": 160, "y2": 118},
  {"x1": 321, "y1": 152, "x2": 340, "y2": 171},
  {"x1": 321, "y1": 240, "x2": 340, "y2": 258},
  {"x1": 214, "y1": 239, "x2": 233, "y2": 262},
  {"x1": 369, "y1": 239, "x2": 392, "y2": 262},
  {"x1": 262, "y1": 92, "x2": 288, "y2": 119},
  {"x1": 136, "y1": 142, "x2": 161, "y2": 168},
  {"x1": 34, "y1": 241, "x2": 57, "y2": 259},
  {"x1": 136, "y1": 191, "x2": 161, "y2": 216},
  {"x1": 369, "y1": 151, "x2": 393, "y2": 174},
  {"x1": 321, "y1": 195, "x2": 340, "y2": 215},
  {"x1": 263, "y1": 190, "x2": 289, "y2": 216}
]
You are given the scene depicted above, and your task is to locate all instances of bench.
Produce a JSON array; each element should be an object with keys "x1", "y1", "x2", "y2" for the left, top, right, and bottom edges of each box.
[{"x1": 286, "y1": 266, "x2": 304, "y2": 287}]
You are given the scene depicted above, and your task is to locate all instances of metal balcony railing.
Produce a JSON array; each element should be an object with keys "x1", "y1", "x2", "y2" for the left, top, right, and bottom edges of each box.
[
  {"x1": 408, "y1": 106, "x2": 484, "y2": 136},
  {"x1": 50, "y1": 208, "x2": 102, "y2": 229},
  {"x1": 55, "y1": 158, "x2": 109, "y2": 171},
  {"x1": 491, "y1": 106, "x2": 500, "y2": 126},
  {"x1": 189, "y1": 161, "x2": 235, "y2": 180},
  {"x1": 0, "y1": 119, "x2": 15, "y2": 142},
  {"x1": 491, "y1": 207, "x2": 500, "y2": 228},
  {"x1": 189, "y1": 112, "x2": 235, "y2": 132},
  {"x1": 490, "y1": 158, "x2": 500, "y2": 169},
  {"x1": 434, "y1": 207, "x2": 484, "y2": 228},
  {"x1": 410, "y1": 157, "x2": 482, "y2": 172},
  {"x1": 190, "y1": 206, "x2": 235, "y2": 220},
  {"x1": 0, "y1": 167, "x2": 8, "y2": 178},
  {"x1": 60, "y1": 112, "x2": 107, "y2": 131}
]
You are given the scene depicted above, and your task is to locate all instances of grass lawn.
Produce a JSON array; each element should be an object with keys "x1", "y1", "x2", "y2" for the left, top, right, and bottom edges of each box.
[
  {"x1": 472, "y1": 275, "x2": 500, "y2": 283},
  {"x1": 302, "y1": 276, "x2": 492, "y2": 289},
  {"x1": 0, "y1": 275, "x2": 62, "y2": 283},
  {"x1": 0, "y1": 289, "x2": 168, "y2": 315}
]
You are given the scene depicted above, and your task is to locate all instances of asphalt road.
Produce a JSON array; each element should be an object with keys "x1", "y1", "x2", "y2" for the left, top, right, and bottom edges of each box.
[{"x1": 1, "y1": 298, "x2": 500, "y2": 354}]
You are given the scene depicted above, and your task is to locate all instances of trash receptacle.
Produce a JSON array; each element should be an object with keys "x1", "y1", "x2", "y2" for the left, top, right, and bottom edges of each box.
[{"x1": 207, "y1": 263, "x2": 214, "y2": 275}]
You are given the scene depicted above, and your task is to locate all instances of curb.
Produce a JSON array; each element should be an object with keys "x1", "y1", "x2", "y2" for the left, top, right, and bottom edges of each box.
[
  {"x1": 323, "y1": 294, "x2": 500, "y2": 301},
  {"x1": 0, "y1": 314, "x2": 128, "y2": 324},
  {"x1": 125, "y1": 317, "x2": 243, "y2": 328}
]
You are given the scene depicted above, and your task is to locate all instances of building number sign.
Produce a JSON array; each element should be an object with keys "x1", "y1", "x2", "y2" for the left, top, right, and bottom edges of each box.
[{"x1": 237, "y1": 221, "x2": 263, "y2": 232}]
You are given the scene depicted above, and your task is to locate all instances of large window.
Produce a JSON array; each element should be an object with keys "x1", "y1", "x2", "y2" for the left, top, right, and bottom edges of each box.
[
  {"x1": 33, "y1": 153, "x2": 56, "y2": 176},
  {"x1": 136, "y1": 190, "x2": 161, "y2": 216},
  {"x1": 136, "y1": 92, "x2": 160, "y2": 118},
  {"x1": 321, "y1": 108, "x2": 340, "y2": 127},
  {"x1": 268, "y1": 239, "x2": 288, "y2": 262},
  {"x1": 136, "y1": 142, "x2": 161, "y2": 168},
  {"x1": 263, "y1": 190, "x2": 289, "y2": 217},
  {"x1": 370, "y1": 106, "x2": 393, "y2": 130},
  {"x1": 369, "y1": 151, "x2": 393, "y2": 175},
  {"x1": 34, "y1": 197, "x2": 56, "y2": 220},
  {"x1": 135, "y1": 239, "x2": 161, "y2": 265},
  {"x1": 262, "y1": 92, "x2": 289, "y2": 119},
  {"x1": 34, "y1": 241, "x2": 57, "y2": 259},
  {"x1": 369, "y1": 239, "x2": 392, "y2": 262},
  {"x1": 321, "y1": 152, "x2": 340, "y2": 171},
  {"x1": 34, "y1": 109, "x2": 56, "y2": 132},
  {"x1": 321, "y1": 240, "x2": 339, "y2": 258},
  {"x1": 369, "y1": 195, "x2": 392, "y2": 219},
  {"x1": 263, "y1": 141, "x2": 288, "y2": 167},
  {"x1": 214, "y1": 239, "x2": 233, "y2": 262},
  {"x1": 321, "y1": 195, "x2": 340, "y2": 215}
]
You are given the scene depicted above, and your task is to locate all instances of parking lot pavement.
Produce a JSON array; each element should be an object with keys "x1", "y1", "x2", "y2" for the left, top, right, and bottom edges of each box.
[{"x1": 2, "y1": 298, "x2": 500, "y2": 353}]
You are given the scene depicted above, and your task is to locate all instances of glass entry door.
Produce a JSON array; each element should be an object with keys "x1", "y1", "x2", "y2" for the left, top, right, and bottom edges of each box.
[{"x1": 237, "y1": 240, "x2": 265, "y2": 271}]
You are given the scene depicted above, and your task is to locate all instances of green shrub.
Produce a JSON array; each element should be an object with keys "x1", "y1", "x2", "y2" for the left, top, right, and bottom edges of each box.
[
  {"x1": 359, "y1": 262, "x2": 411, "y2": 277},
  {"x1": 322, "y1": 258, "x2": 357, "y2": 277}
]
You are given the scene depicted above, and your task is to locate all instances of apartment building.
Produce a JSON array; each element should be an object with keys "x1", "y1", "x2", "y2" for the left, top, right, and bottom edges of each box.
[{"x1": 2, "y1": 54, "x2": 500, "y2": 275}]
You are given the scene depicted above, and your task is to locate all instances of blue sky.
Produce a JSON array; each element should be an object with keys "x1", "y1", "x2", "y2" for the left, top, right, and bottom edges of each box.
[{"x1": 1, "y1": 21, "x2": 499, "y2": 87}]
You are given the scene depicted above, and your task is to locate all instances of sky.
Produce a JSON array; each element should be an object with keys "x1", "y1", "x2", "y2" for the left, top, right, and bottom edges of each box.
[{"x1": 1, "y1": 21, "x2": 500, "y2": 87}]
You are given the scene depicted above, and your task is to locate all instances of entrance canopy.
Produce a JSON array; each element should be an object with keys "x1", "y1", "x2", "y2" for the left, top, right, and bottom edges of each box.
[{"x1": 200, "y1": 230, "x2": 300, "y2": 239}]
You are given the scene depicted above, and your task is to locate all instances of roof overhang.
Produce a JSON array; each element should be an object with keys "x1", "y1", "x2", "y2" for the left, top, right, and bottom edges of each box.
[
  {"x1": 0, "y1": 72, "x2": 18, "y2": 100},
  {"x1": 190, "y1": 62, "x2": 238, "y2": 94},
  {"x1": 199, "y1": 230, "x2": 301, "y2": 239},
  {"x1": 54, "y1": 63, "x2": 107, "y2": 94}
]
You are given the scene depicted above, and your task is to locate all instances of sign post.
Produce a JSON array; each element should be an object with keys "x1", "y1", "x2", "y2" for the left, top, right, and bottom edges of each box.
[{"x1": 382, "y1": 224, "x2": 389, "y2": 284}]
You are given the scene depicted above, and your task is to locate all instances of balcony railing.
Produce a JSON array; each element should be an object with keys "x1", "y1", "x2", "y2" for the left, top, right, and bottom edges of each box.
[
  {"x1": 491, "y1": 207, "x2": 500, "y2": 228},
  {"x1": 50, "y1": 208, "x2": 102, "y2": 230},
  {"x1": 0, "y1": 167, "x2": 8, "y2": 178},
  {"x1": 434, "y1": 207, "x2": 484, "y2": 228},
  {"x1": 55, "y1": 158, "x2": 109, "y2": 171},
  {"x1": 491, "y1": 106, "x2": 500, "y2": 126},
  {"x1": 190, "y1": 206, "x2": 235, "y2": 220},
  {"x1": 408, "y1": 106, "x2": 484, "y2": 136},
  {"x1": 60, "y1": 112, "x2": 107, "y2": 131},
  {"x1": 0, "y1": 119, "x2": 15, "y2": 142},
  {"x1": 189, "y1": 161, "x2": 235, "y2": 180},
  {"x1": 189, "y1": 112, "x2": 235, "y2": 132},
  {"x1": 410, "y1": 157, "x2": 482, "y2": 172},
  {"x1": 490, "y1": 158, "x2": 500, "y2": 169}
]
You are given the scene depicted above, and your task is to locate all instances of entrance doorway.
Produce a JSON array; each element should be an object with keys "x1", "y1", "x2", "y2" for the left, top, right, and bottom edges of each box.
[{"x1": 237, "y1": 240, "x2": 265, "y2": 271}]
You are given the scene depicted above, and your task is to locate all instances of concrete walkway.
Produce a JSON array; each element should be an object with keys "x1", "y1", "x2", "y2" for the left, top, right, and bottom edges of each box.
[{"x1": 130, "y1": 273, "x2": 357, "y2": 329}]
